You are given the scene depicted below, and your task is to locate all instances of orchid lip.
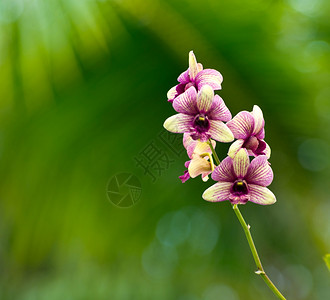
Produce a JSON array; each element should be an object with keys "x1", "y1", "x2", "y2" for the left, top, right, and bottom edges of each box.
[
  {"x1": 231, "y1": 179, "x2": 249, "y2": 196},
  {"x1": 193, "y1": 114, "x2": 210, "y2": 133}
]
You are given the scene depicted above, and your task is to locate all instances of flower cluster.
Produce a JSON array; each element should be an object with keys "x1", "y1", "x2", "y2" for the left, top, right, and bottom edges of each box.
[{"x1": 163, "y1": 51, "x2": 276, "y2": 206}]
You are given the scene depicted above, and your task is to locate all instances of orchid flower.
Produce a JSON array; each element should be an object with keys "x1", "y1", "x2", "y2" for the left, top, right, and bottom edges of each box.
[
  {"x1": 163, "y1": 85, "x2": 234, "y2": 143},
  {"x1": 226, "y1": 105, "x2": 271, "y2": 158},
  {"x1": 167, "y1": 51, "x2": 223, "y2": 103},
  {"x1": 202, "y1": 148, "x2": 276, "y2": 205},
  {"x1": 179, "y1": 134, "x2": 216, "y2": 183}
]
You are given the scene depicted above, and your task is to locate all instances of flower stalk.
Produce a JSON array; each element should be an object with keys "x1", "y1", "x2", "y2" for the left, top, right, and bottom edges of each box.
[
  {"x1": 208, "y1": 140, "x2": 285, "y2": 299},
  {"x1": 233, "y1": 204, "x2": 286, "y2": 300},
  {"x1": 208, "y1": 139, "x2": 220, "y2": 165}
]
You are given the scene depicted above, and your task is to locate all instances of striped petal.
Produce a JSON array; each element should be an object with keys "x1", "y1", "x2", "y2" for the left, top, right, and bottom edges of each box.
[
  {"x1": 226, "y1": 111, "x2": 255, "y2": 139},
  {"x1": 173, "y1": 86, "x2": 198, "y2": 115},
  {"x1": 211, "y1": 156, "x2": 236, "y2": 182},
  {"x1": 202, "y1": 182, "x2": 232, "y2": 202},
  {"x1": 178, "y1": 69, "x2": 190, "y2": 83},
  {"x1": 188, "y1": 51, "x2": 198, "y2": 79},
  {"x1": 195, "y1": 69, "x2": 223, "y2": 90},
  {"x1": 256, "y1": 127, "x2": 265, "y2": 139},
  {"x1": 163, "y1": 114, "x2": 193, "y2": 133},
  {"x1": 264, "y1": 142, "x2": 271, "y2": 159},
  {"x1": 167, "y1": 85, "x2": 177, "y2": 101},
  {"x1": 245, "y1": 155, "x2": 273, "y2": 186},
  {"x1": 207, "y1": 95, "x2": 232, "y2": 121},
  {"x1": 188, "y1": 156, "x2": 212, "y2": 178},
  {"x1": 251, "y1": 105, "x2": 265, "y2": 136},
  {"x1": 228, "y1": 139, "x2": 245, "y2": 158},
  {"x1": 233, "y1": 148, "x2": 249, "y2": 178},
  {"x1": 208, "y1": 120, "x2": 234, "y2": 143},
  {"x1": 248, "y1": 185, "x2": 276, "y2": 205},
  {"x1": 196, "y1": 85, "x2": 214, "y2": 113}
]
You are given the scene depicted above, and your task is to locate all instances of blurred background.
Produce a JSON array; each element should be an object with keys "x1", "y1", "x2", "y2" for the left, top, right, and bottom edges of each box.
[{"x1": 0, "y1": 0, "x2": 329, "y2": 299}]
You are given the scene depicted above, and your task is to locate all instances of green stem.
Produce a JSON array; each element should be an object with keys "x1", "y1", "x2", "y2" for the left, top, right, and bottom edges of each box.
[
  {"x1": 233, "y1": 204, "x2": 286, "y2": 300},
  {"x1": 207, "y1": 139, "x2": 220, "y2": 165},
  {"x1": 207, "y1": 139, "x2": 286, "y2": 299}
]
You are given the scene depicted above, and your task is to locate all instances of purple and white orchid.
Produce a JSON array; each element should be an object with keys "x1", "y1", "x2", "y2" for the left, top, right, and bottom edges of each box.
[
  {"x1": 167, "y1": 51, "x2": 223, "y2": 103},
  {"x1": 226, "y1": 105, "x2": 271, "y2": 158},
  {"x1": 163, "y1": 85, "x2": 234, "y2": 143},
  {"x1": 179, "y1": 134, "x2": 216, "y2": 183},
  {"x1": 202, "y1": 148, "x2": 276, "y2": 205}
]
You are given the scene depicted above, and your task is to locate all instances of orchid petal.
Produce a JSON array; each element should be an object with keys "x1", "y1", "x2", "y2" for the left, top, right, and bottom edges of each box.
[
  {"x1": 193, "y1": 141, "x2": 212, "y2": 156},
  {"x1": 251, "y1": 105, "x2": 265, "y2": 136},
  {"x1": 201, "y1": 173, "x2": 210, "y2": 182},
  {"x1": 177, "y1": 69, "x2": 190, "y2": 83},
  {"x1": 173, "y1": 87, "x2": 198, "y2": 115},
  {"x1": 264, "y1": 142, "x2": 271, "y2": 159},
  {"x1": 195, "y1": 69, "x2": 223, "y2": 90},
  {"x1": 167, "y1": 86, "x2": 177, "y2": 101},
  {"x1": 226, "y1": 111, "x2": 255, "y2": 139},
  {"x1": 163, "y1": 114, "x2": 193, "y2": 133},
  {"x1": 211, "y1": 156, "x2": 236, "y2": 182},
  {"x1": 248, "y1": 185, "x2": 276, "y2": 205},
  {"x1": 196, "y1": 85, "x2": 214, "y2": 113},
  {"x1": 245, "y1": 155, "x2": 273, "y2": 186},
  {"x1": 188, "y1": 51, "x2": 198, "y2": 79},
  {"x1": 179, "y1": 170, "x2": 190, "y2": 183},
  {"x1": 207, "y1": 95, "x2": 232, "y2": 121},
  {"x1": 233, "y1": 148, "x2": 249, "y2": 178},
  {"x1": 256, "y1": 127, "x2": 265, "y2": 139},
  {"x1": 188, "y1": 156, "x2": 212, "y2": 178},
  {"x1": 228, "y1": 139, "x2": 245, "y2": 158},
  {"x1": 197, "y1": 63, "x2": 203, "y2": 73},
  {"x1": 208, "y1": 120, "x2": 234, "y2": 143},
  {"x1": 183, "y1": 133, "x2": 194, "y2": 150},
  {"x1": 202, "y1": 182, "x2": 232, "y2": 202}
]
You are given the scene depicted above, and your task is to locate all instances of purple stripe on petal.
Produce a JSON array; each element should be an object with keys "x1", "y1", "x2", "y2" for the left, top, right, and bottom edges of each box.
[
  {"x1": 228, "y1": 139, "x2": 244, "y2": 158},
  {"x1": 202, "y1": 182, "x2": 232, "y2": 202},
  {"x1": 163, "y1": 114, "x2": 194, "y2": 133},
  {"x1": 251, "y1": 105, "x2": 265, "y2": 136},
  {"x1": 208, "y1": 120, "x2": 234, "y2": 142},
  {"x1": 245, "y1": 155, "x2": 273, "y2": 186},
  {"x1": 226, "y1": 111, "x2": 255, "y2": 139},
  {"x1": 178, "y1": 69, "x2": 190, "y2": 83},
  {"x1": 207, "y1": 95, "x2": 232, "y2": 121},
  {"x1": 212, "y1": 156, "x2": 236, "y2": 182},
  {"x1": 173, "y1": 87, "x2": 198, "y2": 115},
  {"x1": 248, "y1": 184, "x2": 276, "y2": 205},
  {"x1": 233, "y1": 148, "x2": 249, "y2": 178},
  {"x1": 195, "y1": 69, "x2": 223, "y2": 90},
  {"x1": 196, "y1": 85, "x2": 214, "y2": 113}
]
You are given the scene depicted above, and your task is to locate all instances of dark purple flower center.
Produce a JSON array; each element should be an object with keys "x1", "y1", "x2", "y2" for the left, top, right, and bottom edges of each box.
[
  {"x1": 193, "y1": 114, "x2": 210, "y2": 133},
  {"x1": 232, "y1": 179, "x2": 249, "y2": 195}
]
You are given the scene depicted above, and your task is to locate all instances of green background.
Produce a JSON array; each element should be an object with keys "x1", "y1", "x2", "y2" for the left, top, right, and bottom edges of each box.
[{"x1": 0, "y1": 0, "x2": 329, "y2": 299}]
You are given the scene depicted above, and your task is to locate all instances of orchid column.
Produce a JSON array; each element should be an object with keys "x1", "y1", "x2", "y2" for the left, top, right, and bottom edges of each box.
[{"x1": 163, "y1": 51, "x2": 286, "y2": 299}]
